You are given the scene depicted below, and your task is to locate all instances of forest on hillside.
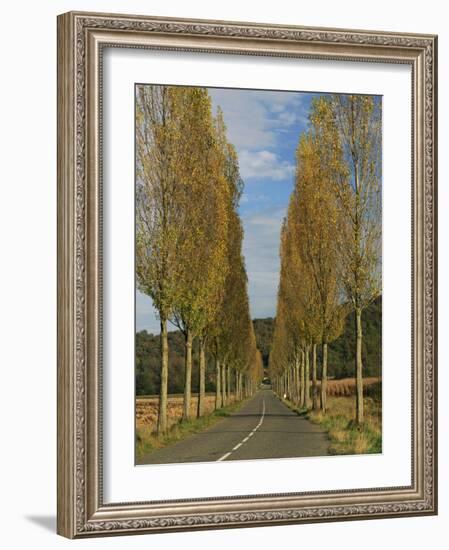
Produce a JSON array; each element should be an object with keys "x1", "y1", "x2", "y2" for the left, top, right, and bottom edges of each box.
[{"x1": 136, "y1": 295, "x2": 381, "y2": 396}]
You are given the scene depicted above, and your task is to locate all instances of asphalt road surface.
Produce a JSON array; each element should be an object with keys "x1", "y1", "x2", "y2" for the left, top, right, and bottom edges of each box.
[{"x1": 138, "y1": 389, "x2": 330, "y2": 465}]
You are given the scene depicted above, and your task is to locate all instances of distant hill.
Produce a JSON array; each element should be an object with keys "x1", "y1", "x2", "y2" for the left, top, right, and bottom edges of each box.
[
  {"x1": 255, "y1": 297, "x2": 381, "y2": 380},
  {"x1": 136, "y1": 329, "x2": 215, "y2": 396},
  {"x1": 252, "y1": 318, "x2": 275, "y2": 368},
  {"x1": 136, "y1": 319, "x2": 276, "y2": 396},
  {"x1": 328, "y1": 296, "x2": 382, "y2": 379},
  {"x1": 135, "y1": 297, "x2": 381, "y2": 395}
]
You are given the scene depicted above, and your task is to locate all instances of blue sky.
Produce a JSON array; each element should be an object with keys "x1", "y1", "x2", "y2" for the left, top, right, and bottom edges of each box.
[{"x1": 136, "y1": 87, "x2": 319, "y2": 334}]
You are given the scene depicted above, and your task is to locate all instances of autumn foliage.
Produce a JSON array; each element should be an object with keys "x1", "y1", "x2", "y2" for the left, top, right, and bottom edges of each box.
[
  {"x1": 136, "y1": 86, "x2": 263, "y2": 434},
  {"x1": 270, "y1": 95, "x2": 381, "y2": 424}
]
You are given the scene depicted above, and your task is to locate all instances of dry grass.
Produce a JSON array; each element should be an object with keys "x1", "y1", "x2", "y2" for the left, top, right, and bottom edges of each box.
[
  {"x1": 317, "y1": 377, "x2": 381, "y2": 397},
  {"x1": 307, "y1": 392, "x2": 382, "y2": 455},
  {"x1": 135, "y1": 394, "x2": 241, "y2": 462},
  {"x1": 136, "y1": 393, "x2": 236, "y2": 433}
]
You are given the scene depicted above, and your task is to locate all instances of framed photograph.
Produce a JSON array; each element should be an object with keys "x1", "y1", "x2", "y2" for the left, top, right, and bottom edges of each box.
[{"x1": 57, "y1": 11, "x2": 438, "y2": 538}]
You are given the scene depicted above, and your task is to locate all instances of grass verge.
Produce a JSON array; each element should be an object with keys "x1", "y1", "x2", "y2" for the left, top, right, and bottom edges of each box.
[
  {"x1": 136, "y1": 399, "x2": 246, "y2": 462},
  {"x1": 279, "y1": 392, "x2": 382, "y2": 455}
]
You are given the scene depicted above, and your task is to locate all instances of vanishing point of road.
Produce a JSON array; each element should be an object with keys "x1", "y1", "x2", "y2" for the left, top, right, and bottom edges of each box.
[{"x1": 137, "y1": 389, "x2": 330, "y2": 465}]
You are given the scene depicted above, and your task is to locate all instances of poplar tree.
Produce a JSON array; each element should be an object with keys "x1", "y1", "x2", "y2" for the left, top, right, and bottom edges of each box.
[
  {"x1": 169, "y1": 87, "x2": 230, "y2": 422},
  {"x1": 136, "y1": 85, "x2": 184, "y2": 435},
  {"x1": 137, "y1": 85, "x2": 263, "y2": 430},
  {"x1": 204, "y1": 108, "x2": 244, "y2": 415},
  {"x1": 331, "y1": 95, "x2": 382, "y2": 424},
  {"x1": 271, "y1": 97, "x2": 348, "y2": 414},
  {"x1": 291, "y1": 98, "x2": 348, "y2": 412}
]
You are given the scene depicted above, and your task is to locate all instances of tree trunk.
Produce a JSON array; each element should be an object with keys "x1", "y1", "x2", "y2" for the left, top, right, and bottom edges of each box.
[
  {"x1": 300, "y1": 349, "x2": 305, "y2": 408},
  {"x1": 236, "y1": 370, "x2": 240, "y2": 400},
  {"x1": 215, "y1": 358, "x2": 222, "y2": 409},
  {"x1": 284, "y1": 370, "x2": 287, "y2": 399},
  {"x1": 295, "y1": 355, "x2": 300, "y2": 406},
  {"x1": 221, "y1": 361, "x2": 227, "y2": 406},
  {"x1": 321, "y1": 342, "x2": 328, "y2": 413},
  {"x1": 235, "y1": 371, "x2": 238, "y2": 400},
  {"x1": 288, "y1": 365, "x2": 295, "y2": 401},
  {"x1": 355, "y1": 307, "x2": 364, "y2": 424},
  {"x1": 157, "y1": 318, "x2": 169, "y2": 435},
  {"x1": 291, "y1": 366, "x2": 294, "y2": 402},
  {"x1": 312, "y1": 343, "x2": 319, "y2": 410},
  {"x1": 227, "y1": 365, "x2": 231, "y2": 403},
  {"x1": 304, "y1": 345, "x2": 311, "y2": 409},
  {"x1": 182, "y1": 329, "x2": 193, "y2": 422},
  {"x1": 197, "y1": 336, "x2": 206, "y2": 418}
]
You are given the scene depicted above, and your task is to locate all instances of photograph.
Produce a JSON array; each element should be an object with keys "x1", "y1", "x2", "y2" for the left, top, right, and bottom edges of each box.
[{"x1": 134, "y1": 84, "x2": 382, "y2": 465}]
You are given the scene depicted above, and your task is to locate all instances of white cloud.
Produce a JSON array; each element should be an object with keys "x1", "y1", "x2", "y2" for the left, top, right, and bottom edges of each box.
[
  {"x1": 209, "y1": 88, "x2": 308, "y2": 153},
  {"x1": 239, "y1": 150, "x2": 295, "y2": 181},
  {"x1": 209, "y1": 89, "x2": 275, "y2": 150},
  {"x1": 277, "y1": 110, "x2": 297, "y2": 126}
]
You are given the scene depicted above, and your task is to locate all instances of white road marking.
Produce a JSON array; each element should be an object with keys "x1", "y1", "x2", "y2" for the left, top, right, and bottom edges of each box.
[
  {"x1": 216, "y1": 452, "x2": 232, "y2": 462},
  {"x1": 217, "y1": 397, "x2": 266, "y2": 462}
]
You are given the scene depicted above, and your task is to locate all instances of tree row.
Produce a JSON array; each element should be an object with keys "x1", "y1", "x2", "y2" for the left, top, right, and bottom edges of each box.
[
  {"x1": 270, "y1": 95, "x2": 382, "y2": 424},
  {"x1": 136, "y1": 85, "x2": 263, "y2": 435}
]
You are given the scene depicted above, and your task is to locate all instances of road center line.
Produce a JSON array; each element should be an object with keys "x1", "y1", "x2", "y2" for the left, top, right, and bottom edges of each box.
[{"x1": 217, "y1": 397, "x2": 266, "y2": 462}]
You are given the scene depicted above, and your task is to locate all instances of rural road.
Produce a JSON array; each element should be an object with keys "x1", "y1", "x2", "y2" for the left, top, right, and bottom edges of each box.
[{"x1": 137, "y1": 389, "x2": 330, "y2": 465}]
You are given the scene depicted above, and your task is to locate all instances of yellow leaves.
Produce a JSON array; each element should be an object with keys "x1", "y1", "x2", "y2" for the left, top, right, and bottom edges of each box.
[
  {"x1": 273, "y1": 95, "x2": 348, "y2": 366},
  {"x1": 330, "y1": 94, "x2": 382, "y2": 309}
]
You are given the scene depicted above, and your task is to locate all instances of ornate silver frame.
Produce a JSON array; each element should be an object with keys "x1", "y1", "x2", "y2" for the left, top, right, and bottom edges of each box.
[{"x1": 57, "y1": 11, "x2": 438, "y2": 538}]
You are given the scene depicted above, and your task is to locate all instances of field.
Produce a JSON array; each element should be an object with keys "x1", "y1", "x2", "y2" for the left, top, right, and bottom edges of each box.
[
  {"x1": 317, "y1": 377, "x2": 381, "y2": 397},
  {"x1": 136, "y1": 379, "x2": 380, "y2": 432},
  {"x1": 136, "y1": 393, "x2": 240, "y2": 461},
  {"x1": 279, "y1": 377, "x2": 382, "y2": 455},
  {"x1": 136, "y1": 393, "x2": 238, "y2": 432}
]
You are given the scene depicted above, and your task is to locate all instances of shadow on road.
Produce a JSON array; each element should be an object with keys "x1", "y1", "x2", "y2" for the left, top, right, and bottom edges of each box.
[
  {"x1": 231, "y1": 412, "x2": 297, "y2": 418},
  {"x1": 189, "y1": 429, "x2": 329, "y2": 436}
]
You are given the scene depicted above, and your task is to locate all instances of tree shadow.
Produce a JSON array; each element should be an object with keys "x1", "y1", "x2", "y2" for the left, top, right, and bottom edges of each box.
[{"x1": 231, "y1": 413, "x2": 298, "y2": 418}]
